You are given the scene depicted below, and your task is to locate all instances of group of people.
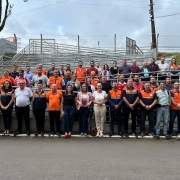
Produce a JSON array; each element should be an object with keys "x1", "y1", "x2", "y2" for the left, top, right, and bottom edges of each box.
[{"x1": 0, "y1": 57, "x2": 179, "y2": 138}]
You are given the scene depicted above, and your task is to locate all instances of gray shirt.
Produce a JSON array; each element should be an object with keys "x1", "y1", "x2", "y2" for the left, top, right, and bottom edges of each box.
[
  {"x1": 32, "y1": 74, "x2": 49, "y2": 88},
  {"x1": 118, "y1": 65, "x2": 131, "y2": 77},
  {"x1": 156, "y1": 89, "x2": 171, "y2": 106}
]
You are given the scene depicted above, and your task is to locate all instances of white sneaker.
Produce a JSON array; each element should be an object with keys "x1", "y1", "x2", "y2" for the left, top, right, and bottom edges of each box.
[
  {"x1": 99, "y1": 131, "x2": 103, "y2": 137},
  {"x1": 177, "y1": 133, "x2": 180, "y2": 138},
  {"x1": 96, "y1": 130, "x2": 100, "y2": 137}
]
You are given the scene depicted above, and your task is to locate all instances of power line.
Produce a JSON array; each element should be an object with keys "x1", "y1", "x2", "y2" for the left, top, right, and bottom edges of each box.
[{"x1": 156, "y1": 12, "x2": 180, "y2": 18}]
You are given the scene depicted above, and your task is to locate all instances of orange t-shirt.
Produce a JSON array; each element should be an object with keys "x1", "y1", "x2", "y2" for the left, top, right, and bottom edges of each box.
[
  {"x1": 46, "y1": 91, "x2": 62, "y2": 111},
  {"x1": 170, "y1": 89, "x2": 180, "y2": 110},
  {"x1": 0, "y1": 76, "x2": 15, "y2": 88},
  {"x1": 49, "y1": 76, "x2": 63, "y2": 90},
  {"x1": 75, "y1": 67, "x2": 86, "y2": 82},
  {"x1": 91, "y1": 78, "x2": 99, "y2": 88},
  {"x1": 35, "y1": 69, "x2": 47, "y2": 76}
]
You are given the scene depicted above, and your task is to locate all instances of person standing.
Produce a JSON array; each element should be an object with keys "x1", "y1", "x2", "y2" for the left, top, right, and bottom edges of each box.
[
  {"x1": 90, "y1": 71, "x2": 99, "y2": 89},
  {"x1": 14, "y1": 70, "x2": 30, "y2": 87},
  {"x1": 140, "y1": 62, "x2": 151, "y2": 82},
  {"x1": 66, "y1": 74, "x2": 81, "y2": 92},
  {"x1": 130, "y1": 59, "x2": 140, "y2": 78},
  {"x1": 99, "y1": 64, "x2": 111, "y2": 81},
  {"x1": 61, "y1": 85, "x2": 77, "y2": 137},
  {"x1": 110, "y1": 61, "x2": 118, "y2": 79},
  {"x1": 158, "y1": 57, "x2": 169, "y2": 81},
  {"x1": 35, "y1": 64, "x2": 47, "y2": 76},
  {"x1": 9, "y1": 65, "x2": 19, "y2": 79},
  {"x1": 169, "y1": 82, "x2": 180, "y2": 138},
  {"x1": 165, "y1": 77, "x2": 173, "y2": 91},
  {"x1": 148, "y1": 58, "x2": 159, "y2": 77},
  {"x1": 74, "y1": 61, "x2": 86, "y2": 84},
  {"x1": 77, "y1": 83, "x2": 92, "y2": 136},
  {"x1": 63, "y1": 69, "x2": 72, "y2": 87},
  {"x1": 47, "y1": 63, "x2": 60, "y2": 78},
  {"x1": 122, "y1": 79, "x2": 139, "y2": 137},
  {"x1": 118, "y1": 59, "x2": 131, "y2": 80},
  {"x1": 155, "y1": 82, "x2": 171, "y2": 138},
  {"x1": 0, "y1": 70, "x2": 15, "y2": 88},
  {"x1": 133, "y1": 75, "x2": 144, "y2": 92},
  {"x1": 46, "y1": 84, "x2": 63, "y2": 137},
  {"x1": 87, "y1": 61, "x2": 98, "y2": 76},
  {"x1": 14, "y1": 80, "x2": 33, "y2": 136},
  {"x1": 108, "y1": 82, "x2": 123, "y2": 136},
  {"x1": 0, "y1": 80, "x2": 14, "y2": 135},
  {"x1": 100, "y1": 76, "x2": 112, "y2": 94},
  {"x1": 117, "y1": 75, "x2": 127, "y2": 91},
  {"x1": 139, "y1": 83, "x2": 158, "y2": 137},
  {"x1": 24, "y1": 66, "x2": 34, "y2": 85},
  {"x1": 32, "y1": 81, "x2": 47, "y2": 137},
  {"x1": 95, "y1": 61, "x2": 102, "y2": 75},
  {"x1": 92, "y1": 83, "x2": 107, "y2": 137}
]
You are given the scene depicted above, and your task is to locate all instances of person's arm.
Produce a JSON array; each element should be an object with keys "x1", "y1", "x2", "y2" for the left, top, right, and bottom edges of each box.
[
  {"x1": 0, "y1": 94, "x2": 4, "y2": 109},
  {"x1": 117, "y1": 95, "x2": 123, "y2": 107},
  {"x1": 86, "y1": 93, "x2": 92, "y2": 106},
  {"x1": 171, "y1": 97, "x2": 179, "y2": 109},
  {"x1": 76, "y1": 93, "x2": 83, "y2": 106},
  {"x1": 60, "y1": 96, "x2": 64, "y2": 116},
  {"x1": 26, "y1": 78, "x2": 30, "y2": 87}
]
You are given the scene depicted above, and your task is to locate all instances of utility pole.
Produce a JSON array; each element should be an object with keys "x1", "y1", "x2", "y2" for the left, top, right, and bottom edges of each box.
[
  {"x1": 149, "y1": 0, "x2": 156, "y2": 49},
  {"x1": 114, "y1": 34, "x2": 116, "y2": 54}
]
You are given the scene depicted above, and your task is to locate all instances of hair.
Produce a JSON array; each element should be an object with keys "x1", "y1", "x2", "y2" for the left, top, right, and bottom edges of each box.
[
  {"x1": 78, "y1": 60, "x2": 82, "y2": 63},
  {"x1": 13, "y1": 64, "x2": 18, "y2": 67},
  {"x1": 26, "y1": 65, "x2": 30, "y2": 68},
  {"x1": 64, "y1": 85, "x2": 74, "y2": 96},
  {"x1": 166, "y1": 76, "x2": 171, "y2": 79},
  {"x1": 66, "y1": 63, "x2": 70, "y2": 66},
  {"x1": 81, "y1": 83, "x2": 88, "y2": 93},
  {"x1": 2, "y1": 80, "x2": 12, "y2": 92},
  {"x1": 19, "y1": 69, "x2": 24, "y2": 73},
  {"x1": 90, "y1": 61, "x2": 95, "y2": 64},
  {"x1": 151, "y1": 58, "x2": 155, "y2": 61},
  {"x1": 113, "y1": 61, "x2": 117, "y2": 64},
  {"x1": 171, "y1": 58, "x2": 177, "y2": 65},
  {"x1": 103, "y1": 64, "x2": 109, "y2": 71}
]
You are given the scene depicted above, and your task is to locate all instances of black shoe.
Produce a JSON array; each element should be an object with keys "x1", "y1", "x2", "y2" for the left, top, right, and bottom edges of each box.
[
  {"x1": 14, "y1": 131, "x2": 21, "y2": 137},
  {"x1": 49, "y1": 132, "x2": 55, "y2": 136},
  {"x1": 149, "y1": 132, "x2": 155, "y2": 137},
  {"x1": 141, "y1": 132, "x2": 144, "y2": 137},
  {"x1": 118, "y1": 132, "x2": 122, "y2": 136},
  {"x1": 124, "y1": 132, "x2": 129, "y2": 138},
  {"x1": 164, "y1": 134, "x2": 170, "y2": 139},
  {"x1": 109, "y1": 132, "x2": 114, "y2": 137},
  {"x1": 26, "y1": 131, "x2": 31, "y2": 136},
  {"x1": 41, "y1": 131, "x2": 44, "y2": 137},
  {"x1": 34, "y1": 132, "x2": 39, "y2": 137},
  {"x1": 56, "y1": 132, "x2": 61, "y2": 137},
  {"x1": 132, "y1": 132, "x2": 137, "y2": 136}
]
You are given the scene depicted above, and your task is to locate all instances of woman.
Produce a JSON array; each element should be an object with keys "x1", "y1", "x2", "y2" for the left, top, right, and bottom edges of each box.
[
  {"x1": 67, "y1": 74, "x2": 80, "y2": 91},
  {"x1": 169, "y1": 58, "x2": 180, "y2": 81},
  {"x1": 100, "y1": 64, "x2": 111, "y2": 81},
  {"x1": 77, "y1": 83, "x2": 92, "y2": 136},
  {"x1": 92, "y1": 83, "x2": 107, "y2": 137},
  {"x1": 86, "y1": 77, "x2": 95, "y2": 93},
  {"x1": 140, "y1": 61, "x2": 151, "y2": 82},
  {"x1": 110, "y1": 61, "x2": 118, "y2": 78},
  {"x1": 0, "y1": 80, "x2": 14, "y2": 135},
  {"x1": 61, "y1": 85, "x2": 77, "y2": 137}
]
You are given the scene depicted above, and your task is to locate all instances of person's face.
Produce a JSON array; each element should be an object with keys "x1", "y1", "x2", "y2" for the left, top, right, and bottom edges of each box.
[
  {"x1": 78, "y1": 62, "x2": 83, "y2": 67},
  {"x1": 51, "y1": 64, "x2": 55, "y2": 69},
  {"x1": 134, "y1": 76, "x2": 139, "y2": 82},
  {"x1": 143, "y1": 62, "x2": 147, "y2": 67},
  {"x1": 38, "y1": 69, "x2": 42, "y2": 75},
  {"x1": 119, "y1": 76, "x2": 124, "y2": 82},
  {"x1": 104, "y1": 65, "x2": 108, "y2": 70},
  {"x1": 172, "y1": 59, "x2": 176, "y2": 64},
  {"x1": 66, "y1": 64, "x2": 70, "y2": 69},
  {"x1": 127, "y1": 79, "x2": 133, "y2": 86},
  {"x1": 13, "y1": 66, "x2": 17, "y2": 72},
  {"x1": 174, "y1": 83, "x2": 179, "y2": 89},
  {"x1": 161, "y1": 58, "x2": 165, "y2": 63},
  {"x1": 67, "y1": 86, "x2": 72, "y2": 92},
  {"x1": 54, "y1": 70, "x2": 58, "y2": 77},
  {"x1": 96, "y1": 62, "x2": 99, "y2": 67},
  {"x1": 91, "y1": 72, "x2": 95, "y2": 77},
  {"x1": 19, "y1": 82, "x2": 25, "y2": 89},
  {"x1": 82, "y1": 84, "x2": 87, "y2": 91},
  {"x1": 151, "y1": 59, "x2": 155, "y2": 64},
  {"x1": 97, "y1": 84, "x2": 102, "y2": 90},
  {"x1": 144, "y1": 84, "x2": 150, "y2": 91},
  {"x1": 160, "y1": 83, "x2": 165, "y2": 90},
  {"x1": 4, "y1": 81, "x2": 10, "y2": 88},
  {"x1": 60, "y1": 65, "x2": 64, "y2": 70},
  {"x1": 72, "y1": 75, "x2": 76, "y2": 81},
  {"x1": 26, "y1": 67, "x2": 30, "y2": 72},
  {"x1": 166, "y1": 78, "x2": 171, "y2": 84},
  {"x1": 112, "y1": 82, "x2": 117, "y2": 89},
  {"x1": 86, "y1": 78, "x2": 90, "y2": 84},
  {"x1": 19, "y1": 71, "x2": 24, "y2": 77},
  {"x1": 38, "y1": 65, "x2": 42, "y2": 69},
  {"x1": 52, "y1": 85, "x2": 57, "y2": 91},
  {"x1": 66, "y1": 71, "x2": 71, "y2": 77},
  {"x1": 102, "y1": 76, "x2": 106, "y2": 82},
  {"x1": 122, "y1": 60, "x2": 126, "y2": 66},
  {"x1": 37, "y1": 84, "x2": 43, "y2": 91},
  {"x1": 90, "y1": 62, "x2": 94, "y2": 68},
  {"x1": 150, "y1": 78, "x2": 156, "y2": 84},
  {"x1": 113, "y1": 62, "x2": 117, "y2": 67},
  {"x1": 3, "y1": 71, "x2": 9, "y2": 77},
  {"x1": 132, "y1": 60, "x2": 136, "y2": 66}
]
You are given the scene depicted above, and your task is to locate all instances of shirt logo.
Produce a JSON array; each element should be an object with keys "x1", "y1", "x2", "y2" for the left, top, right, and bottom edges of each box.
[{"x1": 150, "y1": 94, "x2": 152, "y2": 96}]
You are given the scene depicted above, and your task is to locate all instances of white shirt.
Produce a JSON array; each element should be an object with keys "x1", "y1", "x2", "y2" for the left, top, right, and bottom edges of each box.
[
  {"x1": 15, "y1": 87, "x2": 33, "y2": 107},
  {"x1": 93, "y1": 90, "x2": 107, "y2": 106},
  {"x1": 158, "y1": 63, "x2": 169, "y2": 74}
]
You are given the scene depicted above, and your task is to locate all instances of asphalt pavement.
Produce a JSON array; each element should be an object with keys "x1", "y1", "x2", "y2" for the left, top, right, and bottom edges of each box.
[{"x1": 0, "y1": 137, "x2": 180, "y2": 180}]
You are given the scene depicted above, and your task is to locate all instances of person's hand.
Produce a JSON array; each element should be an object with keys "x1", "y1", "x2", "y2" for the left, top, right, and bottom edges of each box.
[
  {"x1": 61, "y1": 111, "x2": 65, "y2": 117},
  {"x1": 129, "y1": 104, "x2": 134, "y2": 110},
  {"x1": 146, "y1": 105, "x2": 151, "y2": 110},
  {"x1": 115, "y1": 105, "x2": 119, "y2": 109}
]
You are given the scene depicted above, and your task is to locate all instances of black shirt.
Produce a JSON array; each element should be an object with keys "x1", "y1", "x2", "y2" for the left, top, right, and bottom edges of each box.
[
  {"x1": 63, "y1": 94, "x2": 76, "y2": 106},
  {"x1": 110, "y1": 67, "x2": 118, "y2": 75},
  {"x1": 0, "y1": 89, "x2": 14, "y2": 107},
  {"x1": 9, "y1": 72, "x2": 19, "y2": 79},
  {"x1": 101, "y1": 82, "x2": 112, "y2": 94}
]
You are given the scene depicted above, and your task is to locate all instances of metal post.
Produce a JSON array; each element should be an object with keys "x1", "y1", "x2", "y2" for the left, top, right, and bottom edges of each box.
[
  {"x1": 41, "y1": 34, "x2": 43, "y2": 54},
  {"x1": 114, "y1": 34, "x2": 116, "y2": 54},
  {"x1": 156, "y1": 33, "x2": 159, "y2": 54},
  {"x1": 78, "y1": 35, "x2": 80, "y2": 55},
  {"x1": 98, "y1": 41, "x2": 99, "y2": 53}
]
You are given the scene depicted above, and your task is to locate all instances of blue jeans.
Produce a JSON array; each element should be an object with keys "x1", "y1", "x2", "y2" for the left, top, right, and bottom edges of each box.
[
  {"x1": 79, "y1": 107, "x2": 89, "y2": 134},
  {"x1": 110, "y1": 109, "x2": 121, "y2": 133},
  {"x1": 63, "y1": 106, "x2": 74, "y2": 133},
  {"x1": 156, "y1": 106, "x2": 169, "y2": 134},
  {"x1": 169, "y1": 110, "x2": 180, "y2": 134}
]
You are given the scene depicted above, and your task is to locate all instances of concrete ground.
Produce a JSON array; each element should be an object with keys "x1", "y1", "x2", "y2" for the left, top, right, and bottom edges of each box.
[{"x1": 0, "y1": 137, "x2": 180, "y2": 180}]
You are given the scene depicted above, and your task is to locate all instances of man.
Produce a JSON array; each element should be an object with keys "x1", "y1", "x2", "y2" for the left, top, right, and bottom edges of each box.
[
  {"x1": 35, "y1": 64, "x2": 47, "y2": 75},
  {"x1": 90, "y1": 71, "x2": 99, "y2": 88},
  {"x1": 63, "y1": 69, "x2": 72, "y2": 86},
  {"x1": 59, "y1": 65, "x2": 64, "y2": 76},
  {"x1": 150, "y1": 77, "x2": 160, "y2": 92},
  {"x1": 63, "y1": 64, "x2": 73, "y2": 76},
  {"x1": 95, "y1": 61, "x2": 102, "y2": 75},
  {"x1": 14, "y1": 70, "x2": 30, "y2": 87},
  {"x1": 24, "y1": 66, "x2": 34, "y2": 84},
  {"x1": 108, "y1": 82, "x2": 123, "y2": 136},
  {"x1": 9, "y1": 65, "x2": 19, "y2": 79},
  {"x1": 118, "y1": 59, "x2": 131, "y2": 80},
  {"x1": 169, "y1": 82, "x2": 180, "y2": 138},
  {"x1": 87, "y1": 61, "x2": 98, "y2": 76},
  {"x1": 49, "y1": 69, "x2": 65, "y2": 90},
  {"x1": 14, "y1": 80, "x2": 33, "y2": 136},
  {"x1": 100, "y1": 76, "x2": 112, "y2": 94},
  {"x1": 156, "y1": 82, "x2": 171, "y2": 138},
  {"x1": 32, "y1": 81, "x2": 47, "y2": 136},
  {"x1": 158, "y1": 57, "x2": 169, "y2": 81},
  {"x1": 117, "y1": 75, "x2": 127, "y2": 91},
  {"x1": 74, "y1": 61, "x2": 86, "y2": 84},
  {"x1": 46, "y1": 84, "x2": 63, "y2": 137},
  {"x1": 0, "y1": 70, "x2": 14, "y2": 88},
  {"x1": 130, "y1": 59, "x2": 140, "y2": 77},
  {"x1": 32, "y1": 69, "x2": 49, "y2": 88},
  {"x1": 133, "y1": 75, "x2": 144, "y2": 92},
  {"x1": 148, "y1": 58, "x2": 159, "y2": 77},
  {"x1": 47, "y1": 63, "x2": 60, "y2": 78},
  {"x1": 165, "y1": 77, "x2": 173, "y2": 91},
  {"x1": 139, "y1": 83, "x2": 157, "y2": 137},
  {"x1": 122, "y1": 79, "x2": 139, "y2": 137}
]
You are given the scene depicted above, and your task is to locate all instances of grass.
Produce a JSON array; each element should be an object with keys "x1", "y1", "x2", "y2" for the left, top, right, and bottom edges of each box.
[{"x1": 158, "y1": 52, "x2": 180, "y2": 64}]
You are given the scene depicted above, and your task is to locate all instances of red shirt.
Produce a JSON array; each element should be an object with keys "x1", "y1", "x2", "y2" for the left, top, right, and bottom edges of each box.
[
  {"x1": 117, "y1": 82, "x2": 127, "y2": 91},
  {"x1": 133, "y1": 82, "x2": 144, "y2": 92},
  {"x1": 87, "y1": 67, "x2": 98, "y2": 76},
  {"x1": 131, "y1": 66, "x2": 140, "y2": 73}
]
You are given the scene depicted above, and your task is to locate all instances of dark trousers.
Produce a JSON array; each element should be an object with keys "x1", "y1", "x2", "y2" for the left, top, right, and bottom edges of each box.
[
  {"x1": 49, "y1": 111, "x2": 60, "y2": 133},
  {"x1": 110, "y1": 109, "x2": 121, "y2": 133},
  {"x1": 169, "y1": 110, "x2": 180, "y2": 134},
  {"x1": 140, "y1": 109, "x2": 154, "y2": 133},
  {"x1": 1, "y1": 106, "x2": 13, "y2": 130},
  {"x1": 34, "y1": 109, "x2": 45, "y2": 133},
  {"x1": 63, "y1": 106, "x2": 74, "y2": 133},
  {"x1": 79, "y1": 107, "x2": 89, "y2": 134},
  {"x1": 124, "y1": 107, "x2": 137, "y2": 133},
  {"x1": 15, "y1": 105, "x2": 30, "y2": 132}
]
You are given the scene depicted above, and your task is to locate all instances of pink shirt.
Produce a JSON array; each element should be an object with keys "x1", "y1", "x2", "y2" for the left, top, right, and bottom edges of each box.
[
  {"x1": 77, "y1": 92, "x2": 92, "y2": 110},
  {"x1": 14, "y1": 77, "x2": 30, "y2": 87}
]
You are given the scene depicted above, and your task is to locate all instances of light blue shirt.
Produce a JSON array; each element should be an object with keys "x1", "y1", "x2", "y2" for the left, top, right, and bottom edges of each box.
[
  {"x1": 24, "y1": 71, "x2": 34, "y2": 83},
  {"x1": 156, "y1": 89, "x2": 171, "y2": 106}
]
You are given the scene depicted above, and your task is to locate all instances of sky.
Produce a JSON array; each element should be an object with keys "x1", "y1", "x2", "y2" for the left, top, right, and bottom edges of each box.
[{"x1": 1, "y1": 0, "x2": 180, "y2": 52}]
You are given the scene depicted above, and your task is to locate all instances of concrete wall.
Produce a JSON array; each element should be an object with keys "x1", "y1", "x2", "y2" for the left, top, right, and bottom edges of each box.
[{"x1": 0, "y1": 39, "x2": 17, "y2": 56}]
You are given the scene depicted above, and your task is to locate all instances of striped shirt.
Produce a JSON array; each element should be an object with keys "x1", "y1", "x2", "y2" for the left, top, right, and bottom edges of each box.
[{"x1": 156, "y1": 89, "x2": 170, "y2": 106}]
